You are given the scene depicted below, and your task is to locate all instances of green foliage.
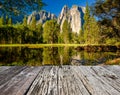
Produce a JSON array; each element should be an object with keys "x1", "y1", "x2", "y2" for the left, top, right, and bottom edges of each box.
[
  {"x1": 43, "y1": 20, "x2": 60, "y2": 44},
  {"x1": 30, "y1": 15, "x2": 36, "y2": 30},
  {"x1": 0, "y1": 0, "x2": 46, "y2": 15},
  {"x1": 36, "y1": 23, "x2": 43, "y2": 43},
  {"x1": 88, "y1": 16, "x2": 100, "y2": 44},
  {"x1": 8, "y1": 17, "x2": 12, "y2": 26},
  {"x1": 106, "y1": 38, "x2": 118, "y2": 45},
  {"x1": 43, "y1": 47, "x2": 60, "y2": 65},
  {"x1": 61, "y1": 20, "x2": 71, "y2": 44},
  {"x1": 83, "y1": 3, "x2": 91, "y2": 44},
  {"x1": 92, "y1": 0, "x2": 120, "y2": 38},
  {"x1": 0, "y1": 0, "x2": 119, "y2": 45},
  {"x1": 70, "y1": 32, "x2": 79, "y2": 44},
  {"x1": 58, "y1": 33, "x2": 64, "y2": 43},
  {"x1": 5, "y1": 15, "x2": 9, "y2": 25},
  {"x1": 23, "y1": 16, "x2": 27, "y2": 27},
  {"x1": 84, "y1": 2, "x2": 90, "y2": 25},
  {"x1": 0, "y1": 16, "x2": 4, "y2": 26},
  {"x1": 83, "y1": 3, "x2": 100, "y2": 44},
  {"x1": 79, "y1": 29, "x2": 84, "y2": 44}
]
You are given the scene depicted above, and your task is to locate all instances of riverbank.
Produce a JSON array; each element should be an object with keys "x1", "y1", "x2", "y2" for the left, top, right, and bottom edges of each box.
[
  {"x1": 0, "y1": 44, "x2": 120, "y2": 52},
  {"x1": 0, "y1": 44, "x2": 84, "y2": 47},
  {"x1": 76, "y1": 44, "x2": 120, "y2": 52}
]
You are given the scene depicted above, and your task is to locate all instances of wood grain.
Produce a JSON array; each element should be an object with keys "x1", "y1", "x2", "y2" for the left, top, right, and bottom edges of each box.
[{"x1": 0, "y1": 66, "x2": 119, "y2": 95}]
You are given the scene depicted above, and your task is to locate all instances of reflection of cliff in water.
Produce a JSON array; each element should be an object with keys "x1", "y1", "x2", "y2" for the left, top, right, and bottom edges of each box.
[{"x1": 0, "y1": 47, "x2": 120, "y2": 66}]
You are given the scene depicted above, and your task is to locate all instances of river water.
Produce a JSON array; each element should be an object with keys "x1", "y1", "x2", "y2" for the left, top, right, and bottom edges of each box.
[{"x1": 0, "y1": 46, "x2": 120, "y2": 66}]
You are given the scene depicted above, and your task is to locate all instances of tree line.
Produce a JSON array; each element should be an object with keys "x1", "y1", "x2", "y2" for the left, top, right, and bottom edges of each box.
[{"x1": 0, "y1": 0, "x2": 120, "y2": 45}]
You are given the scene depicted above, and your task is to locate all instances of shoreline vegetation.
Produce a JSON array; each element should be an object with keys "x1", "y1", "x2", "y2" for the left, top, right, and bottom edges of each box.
[
  {"x1": 0, "y1": 1, "x2": 120, "y2": 46},
  {"x1": 0, "y1": 44, "x2": 120, "y2": 52}
]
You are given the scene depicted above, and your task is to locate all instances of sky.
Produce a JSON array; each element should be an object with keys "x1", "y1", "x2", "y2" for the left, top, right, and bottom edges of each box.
[{"x1": 42, "y1": 0, "x2": 96, "y2": 16}]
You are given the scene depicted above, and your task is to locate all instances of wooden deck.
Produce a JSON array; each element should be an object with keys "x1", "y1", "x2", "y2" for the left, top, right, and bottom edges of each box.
[{"x1": 0, "y1": 66, "x2": 120, "y2": 95}]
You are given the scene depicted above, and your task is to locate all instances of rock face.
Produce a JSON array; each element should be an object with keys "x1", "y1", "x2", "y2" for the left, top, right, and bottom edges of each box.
[
  {"x1": 27, "y1": 5, "x2": 85, "y2": 33},
  {"x1": 57, "y1": 5, "x2": 70, "y2": 30},
  {"x1": 27, "y1": 11, "x2": 57, "y2": 25},
  {"x1": 58, "y1": 5, "x2": 85, "y2": 33}
]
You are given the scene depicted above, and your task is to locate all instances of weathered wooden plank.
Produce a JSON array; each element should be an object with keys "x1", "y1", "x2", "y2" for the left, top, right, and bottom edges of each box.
[
  {"x1": 0, "y1": 66, "x2": 27, "y2": 86},
  {"x1": 0, "y1": 66, "x2": 11, "y2": 73},
  {"x1": 0, "y1": 66, "x2": 120, "y2": 95},
  {"x1": 26, "y1": 66, "x2": 53, "y2": 95},
  {"x1": 58, "y1": 66, "x2": 69, "y2": 95},
  {"x1": 27, "y1": 66, "x2": 90, "y2": 95},
  {"x1": 69, "y1": 66, "x2": 90, "y2": 95},
  {"x1": 74, "y1": 66, "x2": 120, "y2": 95},
  {"x1": 47, "y1": 66, "x2": 58, "y2": 95},
  {"x1": 59, "y1": 66, "x2": 90, "y2": 95},
  {"x1": 91, "y1": 66, "x2": 120, "y2": 92},
  {"x1": 57, "y1": 66, "x2": 64, "y2": 95},
  {"x1": 0, "y1": 67, "x2": 42, "y2": 95},
  {"x1": 103, "y1": 65, "x2": 120, "y2": 77}
]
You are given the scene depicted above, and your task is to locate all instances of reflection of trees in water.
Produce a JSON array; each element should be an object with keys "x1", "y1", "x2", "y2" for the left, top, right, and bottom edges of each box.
[
  {"x1": 58, "y1": 47, "x2": 73, "y2": 65},
  {"x1": 42, "y1": 47, "x2": 74, "y2": 65},
  {"x1": 0, "y1": 47, "x2": 21, "y2": 65},
  {"x1": 42, "y1": 47, "x2": 60, "y2": 65},
  {"x1": 0, "y1": 47, "x2": 119, "y2": 66},
  {"x1": 78, "y1": 51, "x2": 118, "y2": 65},
  {"x1": 21, "y1": 48, "x2": 43, "y2": 66},
  {"x1": 0, "y1": 47, "x2": 43, "y2": 66}
]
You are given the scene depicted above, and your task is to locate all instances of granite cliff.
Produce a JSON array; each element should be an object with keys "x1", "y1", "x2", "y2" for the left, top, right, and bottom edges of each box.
[
  {"x1": 58, "y1": 5, "x2": 85, "y2": 33},
  {"x1": 27, "y1": 5, "x2": 85, "y2": 33},
  {"x1": 27, "y1": 11, "x2": 57, "y2": 25}
]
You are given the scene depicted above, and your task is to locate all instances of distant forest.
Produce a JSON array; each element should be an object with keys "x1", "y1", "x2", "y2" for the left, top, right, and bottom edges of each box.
[{"x1": 0, "y1": 0, "x2": 120, "y2": 45}]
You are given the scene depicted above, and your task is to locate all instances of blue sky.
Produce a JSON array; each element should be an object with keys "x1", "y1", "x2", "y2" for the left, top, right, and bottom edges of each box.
[{"x1": 42, "y1": 0, "x2": 95, "y2": 16}]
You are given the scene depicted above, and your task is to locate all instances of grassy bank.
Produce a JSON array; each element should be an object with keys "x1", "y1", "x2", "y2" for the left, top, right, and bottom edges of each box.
[
  {"x1": 0, "y1": 44, "x2": 84, "y2": 48},
  {"x1": 0, "y1": 44, "x2": 119, "y2": 48}
]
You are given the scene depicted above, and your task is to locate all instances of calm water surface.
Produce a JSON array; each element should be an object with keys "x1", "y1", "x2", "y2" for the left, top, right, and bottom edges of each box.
[{"x1": 0, "y1": 47, "x2": 120, "y2": 66}]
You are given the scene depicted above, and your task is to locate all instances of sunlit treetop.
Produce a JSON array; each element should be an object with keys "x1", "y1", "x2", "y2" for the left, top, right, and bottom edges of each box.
[{"x1": 0, "y1": 0, "x2": 46, "y2": 15}]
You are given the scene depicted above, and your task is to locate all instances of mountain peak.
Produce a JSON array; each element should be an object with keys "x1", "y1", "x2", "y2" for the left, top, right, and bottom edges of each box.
[
  {"x1": 58, "y1": 5, "x2": 85, "y2": 33},
  {"x1": 27, "y1": 10, "x2": 57, "y2": 25}
]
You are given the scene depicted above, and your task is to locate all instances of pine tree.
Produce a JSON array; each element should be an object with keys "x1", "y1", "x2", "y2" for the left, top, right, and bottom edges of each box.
[
  {"x1": 43, "y1": 20, "x2": 60, "y2": 44},
  {"x1": 83, "y1": 3, "x2": 91, "y2": 44},
  {"x1": 0, "y1": 0, "x2": 45, "y2": 15},
  {"x1": 5, "y1": 15, "x2": 9, "y2": 25},
  {"x1": 23, "y1": 16, "x2": 27, "y2": 27},
  {"x1": 79, "y1": 29, "x2": 84, "y2": 44},
  {"x1": 0, "y1": 16, "x2": 4, "y2": 26},
  {"x1": 30, "y1": 15, "x2": 36, "y2": 30},
  {"x1": 8, "y1": 17, "x2": 12, "y2": 26},
  {"x1": 83, "y1": 3, "x2": 100, "y2": 44},
  {"x1": 92, "y1": 0, "x2": 120, "y2": 38},
  {"x1": 89, "y1": 16, "x2": 100, "y2": 44},
  {"x1": 62, "y1": 20, "x2": 71, "y2": 44},
  {"x1": 36, "y1": 23, "x2": 43, "y2": 43}
]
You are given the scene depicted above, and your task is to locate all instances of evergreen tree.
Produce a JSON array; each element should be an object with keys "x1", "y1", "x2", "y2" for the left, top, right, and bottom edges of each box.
[
  {"x1": 83, "y1": 3, "x2": 100, "y2": 44},
  {"x1": 5, "y1": 15, "x2": 9, "y2": 25},
  {"x1": 83, "y1": 3, "x2": 91, "y2": 44},
  {"x1": 89, "y1": 16, "x2": 100, "y2": 44},
  {"x1": 36, "y1": 23, "x2": 43, "y2": 43},
  {"x1": 70, "y1": 32, "x2": 79, "y2": 44},
  {"x1": 30, "y1": 15, "x2": 36, "y2": 30},
  {"x1": 92, "y1": 0, "x2": 120, "y2": 38},
  {"x1": 0, "y1": 0, "x2": 46, "y2": 15},
  {"x1": 0, "y1": 16, "x2": 4, "y2": 26},
  {"x1": 62, "y1": 20, "x2": 71, "y2": 44},
  {"x1": 23, "y1": 16, "x2": 27, "y2": 27},
  {"x1": 79, "y1": 29, "x2": 84, "y2": 44},
  {"x1": 8, "y1": 17, "x2": 12, "y2": 26},
  {"x1": 43, "y1": 20, "x2": 60, "y2": 44}
]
